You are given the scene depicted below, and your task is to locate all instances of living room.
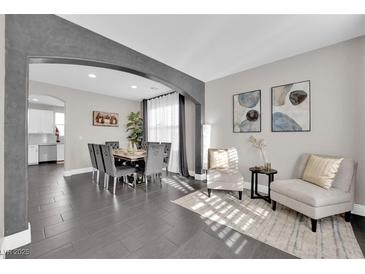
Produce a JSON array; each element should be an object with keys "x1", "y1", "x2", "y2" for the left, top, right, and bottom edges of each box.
[{"x1": 1, "y1": 1, "x2": 365, "y2": 274}]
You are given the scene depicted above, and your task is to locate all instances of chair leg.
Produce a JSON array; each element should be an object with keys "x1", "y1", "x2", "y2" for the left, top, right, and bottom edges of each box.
[
  {"x1": 272, "y1": 201, "x2": 277, "y2": 211},
  {"x1": 345, "y1": 211, "x2": 352, "y2": 222},
  {"x1": 207, "y1": 189, "x2": 211, "y2": 197},
  {"x1": 166, "y1": 168, "x2": 168, "y2": 177},
  {"x1": 133, "y1": 173, "x2": 137, "y2": 189},
  {"x1": 113, "y1": 177, "x2": 117, "y2": 195},
  {"x1": 103, "y1": 174, "x2": 107, "y2": 188},
  {"x1": 311, "y1": 219, "x2": 317, "y2": 232},
  {"x1": 96, "y1": 170, "x2": 100, "y2": 184},
  {"x1": 145, "y1": 175, "x2": 148, "y2": 191},
  {"x1": 238, "y1": 191, "x2": 242, "y2": 200},
  {"x1": 106, "y1": 175, "x2": 110, "y2": 190}
]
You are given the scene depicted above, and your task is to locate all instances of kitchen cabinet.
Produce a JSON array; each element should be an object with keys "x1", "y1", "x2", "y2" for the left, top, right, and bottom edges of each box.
[
  {"x1": 28, "y1": 109, "x2": 54, "y2": 134},
  {"x1": 28, "y1": 145, "x2": 39, "y2": 165},
  {"x1": 39, "y1": 144, "x2": 57, "y2": 162},
  {"x1": 57, "y1": 143, "x2": 64, "y2": 161}
]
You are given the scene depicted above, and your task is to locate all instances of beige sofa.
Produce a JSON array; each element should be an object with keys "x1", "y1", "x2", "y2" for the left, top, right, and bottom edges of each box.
[
  {"x1": 270, "y1": 154, "x2": 357, "y2": 232},
  {"x1": 207, "y1": 148, "x2": 244, "y2": 200}
]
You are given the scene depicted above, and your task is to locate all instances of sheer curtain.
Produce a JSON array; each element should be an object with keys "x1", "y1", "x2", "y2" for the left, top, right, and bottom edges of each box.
[{"x1": 147, "y1": 92, "x2": 180, "y2": 173}]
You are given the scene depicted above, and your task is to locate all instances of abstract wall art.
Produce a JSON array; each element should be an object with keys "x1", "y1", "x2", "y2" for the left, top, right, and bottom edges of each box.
[
  {"x1": 233, "y1": 90, "x2": 261, "y2": 133},
  {"x1": 271, "y1": 80, "x2": 311, "y2": 132}
]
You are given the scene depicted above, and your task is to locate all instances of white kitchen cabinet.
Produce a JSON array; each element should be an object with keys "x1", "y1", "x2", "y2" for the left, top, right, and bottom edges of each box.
[
  {"x1": 28, "y1": 109, "x2": 41, "y2": 134},
  {"x1": 28, "y1": 109, "x2": 54, "y2": 134},
  {"x1": 57, "y1": 143, "x2": 64, "y2": 161},
  {"x1": 28, "y1": 145, "x2": 39, "y2": 165}
]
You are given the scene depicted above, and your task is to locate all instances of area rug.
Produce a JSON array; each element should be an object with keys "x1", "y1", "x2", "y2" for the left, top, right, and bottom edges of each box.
[{"x1": 172, "y1": 190, "x2": 364, "y2": 259}]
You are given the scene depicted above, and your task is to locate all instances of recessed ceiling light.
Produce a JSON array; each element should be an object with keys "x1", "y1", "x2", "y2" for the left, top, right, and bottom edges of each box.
[
  {"x1": 32, "y1": 98, "x2": 39, "y2": 102},
  {"x1": 131, "y1": 85, "x2": 137, "y2": 89},
  {"x1": 88, "y1": 73, "x2": 96, "y2": 78}
]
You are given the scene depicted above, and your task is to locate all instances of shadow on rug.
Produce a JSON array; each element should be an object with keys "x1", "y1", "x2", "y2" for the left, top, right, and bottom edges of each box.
[{"x1": 172, "y1": 190, "x2": 363, "y2": 259}]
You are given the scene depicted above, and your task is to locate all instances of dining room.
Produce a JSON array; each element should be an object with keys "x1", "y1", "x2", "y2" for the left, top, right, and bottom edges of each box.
[{"x1": 27, "y1": 62, "x2": 198, "y2": 196}]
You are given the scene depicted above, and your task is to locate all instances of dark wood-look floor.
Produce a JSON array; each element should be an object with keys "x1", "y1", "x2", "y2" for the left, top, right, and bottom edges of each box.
[{"x1": 7, "y1": 163, "x2": 365, "y2": 259}]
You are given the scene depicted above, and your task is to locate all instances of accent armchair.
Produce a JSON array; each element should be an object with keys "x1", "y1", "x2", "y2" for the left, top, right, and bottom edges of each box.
[
  {"x1": 270, "y1": 153, "x2": 357, "y2": 232},
  {"x1": 207, "y1": 148, "x2": 244, "y2": 200}
]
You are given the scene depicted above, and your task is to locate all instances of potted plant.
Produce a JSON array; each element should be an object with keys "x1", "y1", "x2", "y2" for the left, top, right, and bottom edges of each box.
[{"x1": 126, "y1": 111, "x2": 143, "y2": 153}]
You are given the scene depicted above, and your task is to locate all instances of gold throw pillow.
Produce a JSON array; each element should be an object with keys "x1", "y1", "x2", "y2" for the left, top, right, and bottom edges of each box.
[{"x1": 302, "y1": 154, "x2": 343, "y2": 189}]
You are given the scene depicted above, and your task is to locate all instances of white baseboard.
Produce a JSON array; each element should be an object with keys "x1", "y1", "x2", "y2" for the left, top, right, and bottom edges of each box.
[
  {"x1": 194, "y1": 173, "x2": 206, "y2": 181},
  {"x1": 352, "y1": 204, "x2": 365, "y2": 217},
  {"x1": 63, "y1": 167, "x2": 93, "y2": 177},
  {"x1": 1, "y1": 223, "x2": 31, "y2": 258}
]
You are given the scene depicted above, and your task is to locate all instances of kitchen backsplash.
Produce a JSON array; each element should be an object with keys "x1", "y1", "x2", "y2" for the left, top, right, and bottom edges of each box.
[{"x1": 28, "y1": 134, "x2": 64, "y2": 145}]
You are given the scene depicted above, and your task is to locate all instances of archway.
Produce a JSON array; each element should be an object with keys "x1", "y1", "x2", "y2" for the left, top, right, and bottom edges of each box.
[{"x1": 4, "y1": 14, "x2": 204, "y2": 237}]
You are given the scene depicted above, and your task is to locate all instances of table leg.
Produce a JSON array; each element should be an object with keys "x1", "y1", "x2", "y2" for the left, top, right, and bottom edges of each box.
[
  {"x1": 255, "y1": 172, "x2": 258, "y2": 195},
  {"x1": 250, "y1": 171, "x2": 254, "y2": 198}
]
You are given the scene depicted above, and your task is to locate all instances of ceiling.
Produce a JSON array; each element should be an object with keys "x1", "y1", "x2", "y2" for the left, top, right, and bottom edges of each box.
[
  {"x1": 28, "y1": 94, "x2": 65, "y2": 107},
  {"x1": 29, "y1": 64, "x2": 172, "y2": 101},
  {"x1": 59, "y1": 14, "x2": 365, "y2": 82}
]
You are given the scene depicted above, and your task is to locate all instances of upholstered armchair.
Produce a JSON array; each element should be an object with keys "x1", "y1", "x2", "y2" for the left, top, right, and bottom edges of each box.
[
  {"x1": 270, "y1": 154, "x2": 357, "y2": 232},
  {"x1": 207, "y1": 148, "x2": 244, "y2": 200}
]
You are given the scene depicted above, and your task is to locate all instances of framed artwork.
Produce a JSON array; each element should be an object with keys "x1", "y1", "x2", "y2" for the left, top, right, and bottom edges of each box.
[
  {"x1": 93, "y1": 111, "x2": 119, "y2": 127},
  {"x1": 271, "y1": 80, "x2": 311, "y2": 132},
  {"x1": 233, "y1": 90, "x2": 261, "y2": 133}
]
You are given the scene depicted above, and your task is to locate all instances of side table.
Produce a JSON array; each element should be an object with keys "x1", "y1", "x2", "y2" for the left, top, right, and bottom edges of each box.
[{"x1": 249, "y1": 167, "x2": 278, "y2": 203}]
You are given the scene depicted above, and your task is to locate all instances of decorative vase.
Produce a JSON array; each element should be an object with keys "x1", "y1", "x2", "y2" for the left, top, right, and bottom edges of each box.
[
  {"x1": 127, "y1": 141, "x2": 134, "y2": 154},
  {"x1": 260, "y1": 150, "x2": 268, "y2": 168}
]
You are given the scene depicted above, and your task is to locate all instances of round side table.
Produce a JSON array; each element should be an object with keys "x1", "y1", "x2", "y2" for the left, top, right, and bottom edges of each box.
[{"x1": 249, "y1": 167, "x2": 278, "y2": 203}]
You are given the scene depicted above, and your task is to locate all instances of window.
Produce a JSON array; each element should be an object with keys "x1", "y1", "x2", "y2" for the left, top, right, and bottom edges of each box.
[
  {"x1": 55, "y1": 112, "x2": 65, "y2": 136},
  {"x1": 147, "y1": 92, "x2": 180, "y2": 173}
]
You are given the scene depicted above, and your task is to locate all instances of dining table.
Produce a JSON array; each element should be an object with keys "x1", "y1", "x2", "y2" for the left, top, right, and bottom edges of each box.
[
  {"x1": 112, "y1": 148, "x2": 147, "y2": 186},
  {"x1": 112, "y1": 148, "x2": 146, "y2": 162}
]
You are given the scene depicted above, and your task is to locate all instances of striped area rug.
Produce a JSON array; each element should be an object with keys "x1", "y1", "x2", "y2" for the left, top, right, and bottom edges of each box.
[{"x1": 172, "y1": 190, "x2": 364, "y2": 259}]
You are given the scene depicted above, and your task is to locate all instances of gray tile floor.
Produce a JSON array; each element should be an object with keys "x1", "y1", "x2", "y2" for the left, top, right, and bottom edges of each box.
[{"x1": 7, "y1": 163, "x2": 365, "y2": 259}]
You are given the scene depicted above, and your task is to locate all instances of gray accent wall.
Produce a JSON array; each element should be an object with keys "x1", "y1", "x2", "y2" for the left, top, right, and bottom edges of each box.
[
  {"x1": 205, "y1": 36, "x2": 365, "y2": 205},
  {"x1": 4, "y1": 15, "x2": 205, "y2": 236},
  {"x1": 0, "y1": 14, "x2": 5, "y2": 244}
]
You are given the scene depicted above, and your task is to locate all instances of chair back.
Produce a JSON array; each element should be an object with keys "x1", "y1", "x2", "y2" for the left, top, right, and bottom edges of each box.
[
  {"x1": 208, "y1": 148, "x2": 239, "y2": 170},
  {"x1": 295, "y1": 153, "x2": 357, "y2": 193},
  {"x1": 144, "y1": 143, "x2": 165, "y2": 176},
  {"x1": 105, "y1": 141, "x2": 120, "y2": 149},
  {"x1": 101, "y1": 145, "x2": 116, "y2": 176},
  {"x1": 93, "y1": 144, "x2": 105, "y2": 173},
  {"x1": 87, "y1": 143, "x2": 98, "y2": 169},
  {"x1": 161, "y1": 142, "x2": 172, "y2": 168},
  {"x1": 141, "y1": 141, "x2": 160, "y2": 150}
]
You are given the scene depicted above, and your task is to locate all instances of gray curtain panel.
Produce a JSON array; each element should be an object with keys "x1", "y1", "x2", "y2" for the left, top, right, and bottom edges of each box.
[
  {"x1": 142, "y1": 99, "x2": 148, "y2": 142},
  {"x1": 179, "y1": 94, "x2": 190, "y2": 177}
]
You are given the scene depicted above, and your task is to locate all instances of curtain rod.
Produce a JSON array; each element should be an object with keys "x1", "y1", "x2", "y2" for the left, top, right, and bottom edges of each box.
[{"x1": 145, "y1": 90, "x2": 177, "y2": 101}]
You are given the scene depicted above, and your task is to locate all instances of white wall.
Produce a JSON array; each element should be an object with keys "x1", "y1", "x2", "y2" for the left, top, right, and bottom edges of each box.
[
  {"x1": 29, "y1": 80, "x2": 140, "y2": 172},
  {"x1": 185, "y1": 96, "x2": 196, "y2": 175},
  {"x1": 0, "y1": 14, "x2": 5, "y2": 248},
  {"x1": 205, "y1": 36, "x2": 365, "y2": 205}
]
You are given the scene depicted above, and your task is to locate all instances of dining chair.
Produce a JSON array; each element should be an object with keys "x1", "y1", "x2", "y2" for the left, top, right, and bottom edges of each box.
[
  {"x1": 160, "y1": 142, "x2": 172, "y2": 176},
  {"x1": 136, "y1": 143, "x2": 165, "y2": 190},
  {"x1": 105, "y1": 141, "x2": 120, "y2": 149},
  {"x1": 87, "y1": 144, "x2": 98, "y2": 181},
  {"x1": 101, "y1": 145, "x2": 137, "y2": 195},
  {"x1": 106, "y1": 141, "x2": 126, "y2": 166},
  {"x1": 93, "y1": 144, "x2": 107, "y2": 186}
]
